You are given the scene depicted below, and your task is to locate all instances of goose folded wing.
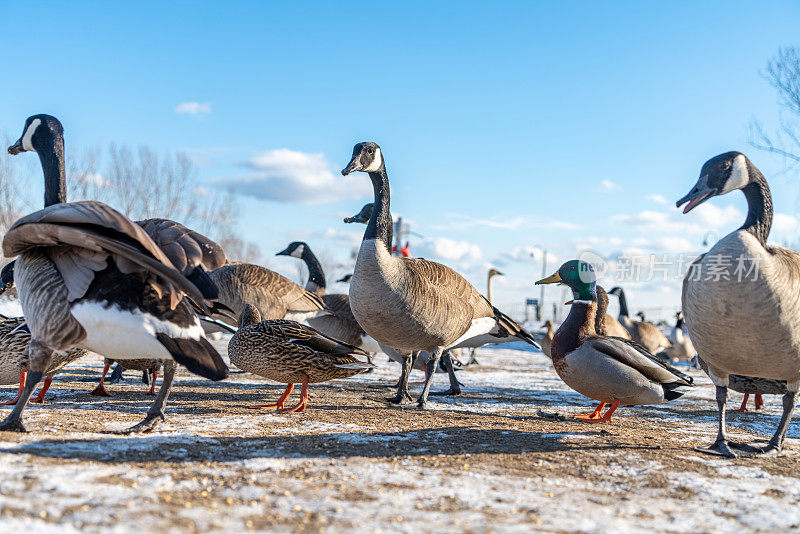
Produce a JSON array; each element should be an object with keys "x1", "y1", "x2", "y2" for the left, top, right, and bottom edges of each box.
[
  {"x1": 3, "y1": 210, "x2": 206, "y2": 309},
  {"x1": 402, "y1": 258, "x2": 493, "y2": 320},
  {"x1": 587, "y1": 337, "x2": 693, "y2": 385},
  {"x1": 229, "y1": 264, "x2": 326, "y2": 312},
  {"x1": 137, "y1": 218, "x2": 228, "y2": 272}
]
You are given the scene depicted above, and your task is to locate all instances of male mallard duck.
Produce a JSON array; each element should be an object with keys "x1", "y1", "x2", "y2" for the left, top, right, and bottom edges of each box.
[
  {"x1": 536, "y1": 260, "x2": 693, "y2": 422},
  {"x1": 678, "y1": 151, "x2": 800, "y2": 457},
  {"x1": 0, "y1": 318, "x2": 87, "y2": 404},
  {"x1": 698, "y1": 358, "x2": 787, "y2": 412},
  {"x1": 340, "y1": 144, "x2": 539, "y2": 408},
  {"x1": 227, "y1": 304, "x2": 375, "y2": 413},
  {"x1": 608, "y1": 287, "x2": 671, "y2": 353}
]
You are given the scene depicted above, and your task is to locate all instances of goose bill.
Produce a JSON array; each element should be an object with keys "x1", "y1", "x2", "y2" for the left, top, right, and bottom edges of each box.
[
  {"x1": 676, "y1": 176, "x2": 715, "y2": 214},
  {"x1": 341, "y1": 157, "x2": 362, "y2": 175},
  {"x1": 7, "y1": 139, "x2": 24, "y2": 155}
]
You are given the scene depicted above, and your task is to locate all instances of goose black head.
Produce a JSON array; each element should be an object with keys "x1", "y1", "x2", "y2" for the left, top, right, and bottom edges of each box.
[
  {"x1": 8, "y1": 114, "x2": 63, "y2": 155},
  {"x1": 341, "y1": 142, "x2": 383, "y2": 175},
  {"x1": 677, "y1": 151, "x2": 753, "y2": 214},
  {"x1": 0, "y1": 261, "x2": 14, "y2": 296},
  {"x1": 276, "y1": 241, "x2": 308, "y2": 259},
  {"x1": 635, "y1": 311, "x2": 645, "y2": 321},
  {"x1": 344, "y1": 203, "x2": 373, "y2": 224},
  {"x1": 607, "y1": 287, "x2": 622, "y2": 297}
]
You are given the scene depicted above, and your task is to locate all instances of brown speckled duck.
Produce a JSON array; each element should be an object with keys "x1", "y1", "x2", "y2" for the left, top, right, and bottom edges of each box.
[
  {"x1": 0, "y1": 318, "x2": 87, "y2": 404},
  {"x1": 227, "y1": 304, "x2": 375, "y2": 413}
]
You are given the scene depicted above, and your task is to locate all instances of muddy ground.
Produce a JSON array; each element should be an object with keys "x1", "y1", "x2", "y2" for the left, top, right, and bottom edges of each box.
[{"x1": 0, "y1": 342, "x2": 798, "y2": 533}]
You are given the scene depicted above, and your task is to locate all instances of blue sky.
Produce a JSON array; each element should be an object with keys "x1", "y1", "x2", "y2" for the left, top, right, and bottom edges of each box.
[{"x1": 2, "y1": 1, "x2": 799, "y2": 320}]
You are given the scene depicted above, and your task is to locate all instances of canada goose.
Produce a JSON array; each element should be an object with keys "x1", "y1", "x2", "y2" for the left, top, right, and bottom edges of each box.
[
  {"x1": 340, "y1": 142, "x2": 539, "y2": 408},
  {"x1": 596, "y1": 286, "x2": 631, "y2": 340},
  {"x1": 607, "y1": 287, "x2": 671, "y2": 353},
  {"x1": 486, "y1": 268, "x2": 503, "y2": 305},
  {"x1": 677, "y1": 151, "x2": 800, "y2": 457},
  {"x1": 91, "y1": 358, "x2": 163, "y2": 397},
  {"x1": 343, "y1": 203, "x2": 473, "y2": 396},
  {"x1": 698, "y1": 358, "x2": 787, "y2": 413},
  {"x1": 1, "y1": 114, "x2": 227, "y2": 433},
  {"x1": 662, "y1": 311, "x2": 696, "y2": 363},
  {"x1": 0, "y1": 318, "x2": 87, "y2": 404},
  {"x1": 539, "y1": 320, "x2": 554, "y2": 358},
  {"x1": 207, "y1": 263, "x2": 329, "y2": 326},
  {"x1": 536, "y1": 260, "x2": 693, "y2": 422},
  {"x1": 228, "y1": 304, "x2": 375, "y2": 412}
]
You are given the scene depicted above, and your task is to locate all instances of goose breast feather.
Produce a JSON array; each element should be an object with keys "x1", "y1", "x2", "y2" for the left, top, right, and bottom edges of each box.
[{"x1": 683, "y1": 230, "x2": 800, "y2": 382}]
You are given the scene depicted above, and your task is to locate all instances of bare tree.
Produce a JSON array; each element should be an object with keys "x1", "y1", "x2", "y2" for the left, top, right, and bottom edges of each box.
[{"x1": 750, "y1": 47, "x2": 800, "y2": 173}]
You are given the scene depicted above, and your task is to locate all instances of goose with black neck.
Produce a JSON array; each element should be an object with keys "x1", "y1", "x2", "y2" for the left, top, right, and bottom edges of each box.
[
  {"x1": 341, "y1": 142, "x2": 539, "y2": 408},
  {"x1": 678, "y1": 151, "x2": 800, "y2": 457},
  {"x1": 1, "y1": 114, "x2": 228, "y2": 433}
]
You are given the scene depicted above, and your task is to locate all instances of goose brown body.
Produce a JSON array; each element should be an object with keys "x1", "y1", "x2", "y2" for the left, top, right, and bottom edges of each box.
[{"x1": 209, "y1": 263, "x2": 327, "y2": 324}]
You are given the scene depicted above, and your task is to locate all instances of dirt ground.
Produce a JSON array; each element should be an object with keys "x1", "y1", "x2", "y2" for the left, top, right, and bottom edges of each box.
[{"x1": 0, "y1": 341, "x2": 798, "y2": 533}]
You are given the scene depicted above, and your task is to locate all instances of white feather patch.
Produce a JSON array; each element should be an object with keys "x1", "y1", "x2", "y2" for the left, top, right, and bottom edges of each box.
[
  {"x1": 70, "y1": 301, "x2": 203, "y2": 361},
  {"x1": 290, "y1": 244, "x2": 304, "y2": 258},
  {"x1": 364, "y1": 147, "x2": 383, "y2": 172},
  {"x1": 22, "y1": 118, "x2": 41, "y2": 152},
  {"x1": 721, "y1": 154, "x2": 750, "y2": 194},
  {"x1": 448, "y1": 317, "x2": 498, "y2": 349}
]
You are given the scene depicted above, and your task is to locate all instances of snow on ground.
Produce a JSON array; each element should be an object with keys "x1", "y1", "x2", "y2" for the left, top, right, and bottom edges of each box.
[{"x1": 0, "y1": 343, "x2": 798, "y2": 533}]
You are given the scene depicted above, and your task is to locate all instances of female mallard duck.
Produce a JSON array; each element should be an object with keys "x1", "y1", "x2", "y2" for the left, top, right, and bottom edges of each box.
[
  {"x1": 698, "y1": 358, "x2": 787, "y2": 413},
  {"x1": 539, "y1": 320, "x2": 555, "y2": 359},
  {"x1": 536, "y1": 260, "x2": 693, "y2": 422},
  {"x1": 0, "y1": 318, "x2": 88, "y2": 404},
  {"x1": 608, "y1": 287, "x2": 671, "y2": 353},
  {"x1": 678, "y1": 151, "x2": 800, "y2": 456},
  {"x1": 91, "y1": 358, "x2": 163, "y2": 397},
  {"x1": 227, "y1": 304, "x2": 375, "y2": 412},
  {"x1": 2, "y1": 114, "x2": 227, "y2": 433}
]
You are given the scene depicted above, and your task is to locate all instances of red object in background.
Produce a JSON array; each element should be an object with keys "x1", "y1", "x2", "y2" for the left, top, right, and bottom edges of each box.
[{"x1": 392, "y1": 242, "x2": 411, "y2": 257}]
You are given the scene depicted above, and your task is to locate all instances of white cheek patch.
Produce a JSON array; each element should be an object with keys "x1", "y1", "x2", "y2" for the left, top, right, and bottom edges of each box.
[
  {"x1": 720, "y1": 154, "x2": 750, "y2": 194},
  {"x1": 364, "y1": 147, "x2": 383, "y2": 172},
  {"x1": 291, "y1": 244, "x2": 304, "y2": 258},
  {"x1": 21, "y1": 118, "x2": 41, "y2": 152}
]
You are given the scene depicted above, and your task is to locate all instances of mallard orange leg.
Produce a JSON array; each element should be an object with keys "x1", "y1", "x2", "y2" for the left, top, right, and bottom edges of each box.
[
  {"x1": 754, "y1": 394, "x2": 765, "y2": 410},
  {"x1": 249, "y1": 383, "x2": 294, "y2": 410},
  {"x1": 278, "y1": 375, "x2": 309, "y2": 414},
  {"x1": 143, "y1": 370, "x2": 158, "y2": 396},
  {"x1": 574, "y1": 401, "x2": 620, "y2": 423},
  {"x1": 1, "y1": 370, "x2": 26, "y2": 405},
  {"x1": 90, "y1": 362, "x2": 113, "y2": 397},
  {"x1": 731, "y1": 393, "x2": 750, "y2": 412},
  {"x1": 30, "y1": 377, "x2": 53, "y2": 404}
]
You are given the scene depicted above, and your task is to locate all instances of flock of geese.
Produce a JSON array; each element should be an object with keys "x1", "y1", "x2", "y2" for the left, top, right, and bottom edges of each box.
[{"x1": 0, "y1": 114, "x2": 797, "y2": 460}]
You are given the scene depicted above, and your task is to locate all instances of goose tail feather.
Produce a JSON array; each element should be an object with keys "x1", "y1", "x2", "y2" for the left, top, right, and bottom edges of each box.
[{"x1": 155, "y1": 333, "x2": 228, "y2": 381}]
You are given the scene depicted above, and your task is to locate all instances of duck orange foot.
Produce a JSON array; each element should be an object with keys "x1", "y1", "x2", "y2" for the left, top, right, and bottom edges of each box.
[{"x1": 573, "y1": 401, "x2": 620, "y2": 423}]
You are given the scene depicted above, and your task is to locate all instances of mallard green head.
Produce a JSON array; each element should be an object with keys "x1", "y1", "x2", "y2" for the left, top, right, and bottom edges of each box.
[{"x1": 535, "y1": 259, "x2": 597, "y2": 302}]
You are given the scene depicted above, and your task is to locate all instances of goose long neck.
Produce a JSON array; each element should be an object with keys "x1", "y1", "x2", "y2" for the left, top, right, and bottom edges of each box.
[
  {"x1": 739, "y1": 167, "x2": 772, "y2": 245},
  {"x1": 551, "y1": 301, "x2": 596, "y2": 362},
  {"x1": 487, "y1": 273, "x2": 494, "y2": 304},
  {"x1": 616, "y1": 290, "x2": 630, "y2": 318},
  {"x1": 364, "y1": 167, "x2": 393, "y2": 249},
  {"x1": 39, "y1": 135, "x2": 67, "y2": 206},
  {"x1": 302, "y1": 249, "x2": 327, "y2": 293}
]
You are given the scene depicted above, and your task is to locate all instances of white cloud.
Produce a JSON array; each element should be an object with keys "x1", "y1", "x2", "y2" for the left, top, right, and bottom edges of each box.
[
  {"x1": 73, "y1": 172, "x2": 109, "y2": 187},
  {"x1": 174, "y1": 102, "x2": 212, "y2": 115},
  {"x1": 646, "y1": 194, "x2": 668, "y2": 204},
  {"x1": 599, "y1": 179, "x2": 620, "y2": 192},
  {"x1": 494, "y1": 246, "x2": 559, "y2": 266},
  {"x1": 773, "y1": 213, "x2": 799, "y2": 234},
  {"x1": 215, "y1": 149, "x2": 373, "y2": 205},
  {"x1": 415, "y1": 237, "x2": 482, "y2": 262},
  {"x1": 612, "y1": 204, "x2": 743, "y2": 236}
]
